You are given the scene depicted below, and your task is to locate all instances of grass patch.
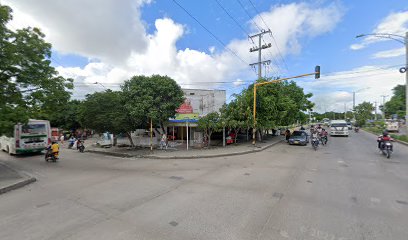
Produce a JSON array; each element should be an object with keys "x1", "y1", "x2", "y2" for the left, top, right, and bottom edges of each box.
[{"x1": 390, "y1": 134, "x2": 408, "y2": 143}]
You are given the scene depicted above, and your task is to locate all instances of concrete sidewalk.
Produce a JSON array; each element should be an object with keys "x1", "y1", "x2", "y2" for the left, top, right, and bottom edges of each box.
[
  {"x1": 87, "y1": 135, "x2": 284, "y2": 159},
  {"x1": 0, "y1": 162, "x2": 36, "y2": 195}
]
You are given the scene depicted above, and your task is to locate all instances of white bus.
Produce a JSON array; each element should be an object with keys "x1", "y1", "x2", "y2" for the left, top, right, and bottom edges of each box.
[
  {"x1": 0, "y1": 119, "x2": 51, "y2": 155},
  {"x1": 329, "y1": 120, "x2": 349, "y2": 137}
]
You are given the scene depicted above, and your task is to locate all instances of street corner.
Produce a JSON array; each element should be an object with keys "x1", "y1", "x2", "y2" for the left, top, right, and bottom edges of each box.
[{"x1": 0, "y1": 162, "x2": 36, "y2": 195}]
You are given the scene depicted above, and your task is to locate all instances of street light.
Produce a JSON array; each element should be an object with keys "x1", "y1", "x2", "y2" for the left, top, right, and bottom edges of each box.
[
  {"x1": 94, "y1": 82, "x2": 107, "y2": 89},
  {"x1": 356, "y1": 32, "x2": 408, "y2": 131}
]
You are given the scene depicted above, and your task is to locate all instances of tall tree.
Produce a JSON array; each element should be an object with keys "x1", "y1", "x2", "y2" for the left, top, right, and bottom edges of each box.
[
  {"x1": 79, "y1": 90, "x2": 135, "y2": 146},
  {"x1": 384, "y1": 84, "x2": 406, "y2": 119},
  {"x1": 354, "y1": 101, "x2": 374, "y2": 126},
  {"x1": 121, "y1": 75, "x2": 184, "y2": 131},
  {"x1": 0, "y1": 4, "x2": 73, "y2": 136},
  {"x1": 197, "y1": 112, "x2": 220, "y2": 146}
]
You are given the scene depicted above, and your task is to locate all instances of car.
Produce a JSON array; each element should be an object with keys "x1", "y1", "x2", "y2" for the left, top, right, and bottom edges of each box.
[
  {"x1": 288, "y1": 130, "x2": 309, "y2": 146},
  {"x1": 346, "y1": 122, "x2": 352, "y2": 130}
]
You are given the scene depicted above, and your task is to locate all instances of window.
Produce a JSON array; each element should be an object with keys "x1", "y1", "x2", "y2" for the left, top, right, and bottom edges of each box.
[{"x1": 189, "y1": 93, "x2": 195, "y2": 95}]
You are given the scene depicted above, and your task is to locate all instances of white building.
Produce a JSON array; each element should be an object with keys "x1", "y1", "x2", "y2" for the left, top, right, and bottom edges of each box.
[{"x1": 182, "y1": 89, "x2": 226, "y2": 116}]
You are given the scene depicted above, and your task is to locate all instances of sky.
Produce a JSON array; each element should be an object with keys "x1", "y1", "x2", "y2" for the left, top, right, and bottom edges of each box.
[{"x1": 2, "y1": 0, "x2": 408, "y2": 112}]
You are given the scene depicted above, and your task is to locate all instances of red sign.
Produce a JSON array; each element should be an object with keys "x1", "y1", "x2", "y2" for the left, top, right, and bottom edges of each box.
[{"x1": 176, "y1": 99, "x2": 193, "y2": 114}]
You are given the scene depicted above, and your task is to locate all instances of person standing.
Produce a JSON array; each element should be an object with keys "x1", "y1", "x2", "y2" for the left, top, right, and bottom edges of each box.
[
  {"x1": 60, "y1": 134, "x2": 65, "y2": 144},
  {"x1": 160, "y1": 133, "x2": 167, "y2": 150},
  {"x1": 285, "y1": 129, "x2": 291, "y2": 142}
]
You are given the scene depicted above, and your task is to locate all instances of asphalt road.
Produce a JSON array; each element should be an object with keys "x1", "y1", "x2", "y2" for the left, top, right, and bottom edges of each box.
[{"x1": 0, "y1": 130, "x2": 407, "y2": 240}]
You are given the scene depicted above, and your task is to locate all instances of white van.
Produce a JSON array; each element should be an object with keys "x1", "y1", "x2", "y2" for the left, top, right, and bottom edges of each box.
[
  {"x1": 329, "y1": 120, "x2": 349, "y2": 136},
  {"x1": 385, "y1": 120, "x2": 399, "y2": 132},
  {"x1": 0, "y1": 119, "x2": 51, "y2": 154}
]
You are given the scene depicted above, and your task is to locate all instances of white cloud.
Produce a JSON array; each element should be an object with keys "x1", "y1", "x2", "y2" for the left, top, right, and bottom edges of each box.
[
  {"x1": 372, "y1": 47, "x2": 405, "y2": 59},
  {"x1": 233, "y1": 79, "x2": 245, "y2": 87},
  {"x1": 3, "y1": 1, "x2": 343, "y2": 98},
  {"x1": 351, "y1": 10, "x2": 408, "y2": 50},
  {"x1": 303, "y1": 65, "x2": 405, "y2": 112},
  {"x1": 3, "y1": 0, "x2": 151, "y2": 64}
]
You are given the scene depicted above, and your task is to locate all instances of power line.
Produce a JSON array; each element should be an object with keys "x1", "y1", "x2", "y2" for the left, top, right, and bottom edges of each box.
[
  {"x1": 247, "y1": 0, "x2": 289, "y2": 72},
  {"x1": 235, "y1": 0, "x2": 283, "y2": 76},
  {"x1": 214, "y1": 0, "x2": 250, "y2": 37},
  {"x1": 171, "y1": 0, "x2": 257, "y2": 76}
]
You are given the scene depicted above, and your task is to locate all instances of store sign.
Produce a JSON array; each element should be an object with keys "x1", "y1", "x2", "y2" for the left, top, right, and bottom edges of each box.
[{"x1": 176, "y1": 99, "x2": 193, "y2": 114}]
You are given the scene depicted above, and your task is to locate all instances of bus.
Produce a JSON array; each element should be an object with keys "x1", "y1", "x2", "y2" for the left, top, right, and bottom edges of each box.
[{"x1": 0, "y1": 119, "x2": 51, "y2": 155}]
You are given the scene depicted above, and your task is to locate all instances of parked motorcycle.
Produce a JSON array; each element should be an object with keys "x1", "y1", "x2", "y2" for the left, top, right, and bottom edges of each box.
[{"x1": 45, "y1": 147, "x2": 58, "y2": 162}]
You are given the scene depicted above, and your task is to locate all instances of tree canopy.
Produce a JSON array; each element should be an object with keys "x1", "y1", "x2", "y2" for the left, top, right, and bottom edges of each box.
[
  {"x1": 0, "y1": 4, "x2": 73, "y2": 135},
  {"x1": 121, "y1": 75, "x2": 184, "y2": 130},
  {"x1": 383, "y1": 84, "x2": 406, "y2": 119},
  {"x1": 354, "y1": 101, "x2": 374, "y2": 126}
]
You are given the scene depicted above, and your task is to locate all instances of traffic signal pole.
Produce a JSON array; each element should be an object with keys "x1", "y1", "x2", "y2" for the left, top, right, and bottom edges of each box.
[{"x1": 252, "y1": 67, "x2": 320, "y2": 145}]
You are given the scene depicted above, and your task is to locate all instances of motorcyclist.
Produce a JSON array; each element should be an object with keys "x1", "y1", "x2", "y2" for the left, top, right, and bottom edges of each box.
[
  {"x1": 320, "y1": 128, "x2": 328, "y2": 144},
  {"x1": 51, "y1": 141, "x2": 59, "y2": 159},
  {"x1": 377, "y1": 131, "x2": 392, "y2": 150},
  {"x1": 68, "y1": 136, "x2": 75, "y2": 149},
  {"x1": 300, "y1": 125, "x2": 305, "y2": 130}
]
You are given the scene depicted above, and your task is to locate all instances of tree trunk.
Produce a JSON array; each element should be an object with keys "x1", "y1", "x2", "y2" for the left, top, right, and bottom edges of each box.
[
  {"x1": 208, "y1": 130, "x2": 212, "y2": 147},
  {"x1": 246, "y1": 127, "x2": 249, "y2": 141},
  {"x1": 126, "y1": 132, "x2": 135, "y2": 147},
  {"x1": 160, "y1": 122, "x2": 167, "y2": 134},
  {"x1": 113, "y1": 134, "x2": 117, "y2": 146}
]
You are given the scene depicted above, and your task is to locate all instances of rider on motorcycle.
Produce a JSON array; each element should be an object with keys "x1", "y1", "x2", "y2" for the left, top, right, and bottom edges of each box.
[
  {"x1": 377, "y1": 131, "x2": 392, "y2": 151},
  {"x1": 51, "y1": 141, "x2": 60, "y2": 159}
]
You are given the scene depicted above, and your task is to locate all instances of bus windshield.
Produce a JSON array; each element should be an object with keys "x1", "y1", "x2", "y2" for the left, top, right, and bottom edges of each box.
[{"x1": 22, "y1": 124, "x2": 47, "y2": 135}]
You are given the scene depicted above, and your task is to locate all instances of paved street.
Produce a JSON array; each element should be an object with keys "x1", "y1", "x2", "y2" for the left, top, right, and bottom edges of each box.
[{"x1": 0, "y1": 130, "x2": 407, "y2": 240}]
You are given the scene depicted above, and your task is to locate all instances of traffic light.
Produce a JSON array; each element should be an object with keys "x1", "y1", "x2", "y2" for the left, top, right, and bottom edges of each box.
[{"x1": 315, "y1": 65, "x2": 320, "y2": 79}]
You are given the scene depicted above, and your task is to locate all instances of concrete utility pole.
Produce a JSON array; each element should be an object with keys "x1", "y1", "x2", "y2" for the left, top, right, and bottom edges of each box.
[
  {"x1": 249, "y1": 29, "x2": 273, "y2": 144},
  {"x1": 381, "y1": 95, "x2": 389, "y2": 120},
  {"x1": 374, "y1": 101, "x2": 378, "y2": 121},
  {"x1": 249, "y1": 29, "x2": 272, "y2": 79}
]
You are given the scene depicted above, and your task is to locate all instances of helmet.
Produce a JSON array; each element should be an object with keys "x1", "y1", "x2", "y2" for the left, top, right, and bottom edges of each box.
[{"x1": 383, "y1": 131, "x2": 388, "y2": 136}]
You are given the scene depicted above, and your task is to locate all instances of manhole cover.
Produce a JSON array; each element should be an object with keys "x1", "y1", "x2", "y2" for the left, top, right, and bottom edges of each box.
[{"x1": 169, "y1": 176, "x2": 184, "y2": 180}]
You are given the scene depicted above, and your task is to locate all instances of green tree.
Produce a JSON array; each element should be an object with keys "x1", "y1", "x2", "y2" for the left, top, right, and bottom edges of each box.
[
  {"x1": 197, "y1": 112, "x2": 221, "y2": 146},
  {"x1": 121, "y1": 75, "x2": 184, "y2": 132},
  {"x1": 384, "y1": 84, "x2": 406, "y2": 118},
  {"x1": 354, "y1": 101, "x2": 374, "y2": 126},
  {"x1": 79, "y1": 90, "x2": 135, "y2": 146},
  {"x1": 50, "y1": 100, "x2": 82, "y2": 130},
  {"x1": 0, "y1": 4, "x2": 73, "y2": 136}
]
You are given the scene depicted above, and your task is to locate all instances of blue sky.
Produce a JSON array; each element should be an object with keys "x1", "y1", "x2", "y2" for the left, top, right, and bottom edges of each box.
[{"x1": 4, "y1": 0, "x2": 408, "y2": 112}]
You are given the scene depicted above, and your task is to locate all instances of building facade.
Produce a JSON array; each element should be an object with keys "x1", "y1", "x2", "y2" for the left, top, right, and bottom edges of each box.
[{"x1": 181, "y1": 89, "x2": 226, "y2": 116}]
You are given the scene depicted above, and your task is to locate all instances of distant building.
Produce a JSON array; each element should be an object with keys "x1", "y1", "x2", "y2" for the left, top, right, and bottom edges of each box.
[
  {"x1": 181, "y1": 89, "x2": 226, "y2": 116},
  {"x1": 166, "y1": 88, "x2": 226, "y2": 148}
]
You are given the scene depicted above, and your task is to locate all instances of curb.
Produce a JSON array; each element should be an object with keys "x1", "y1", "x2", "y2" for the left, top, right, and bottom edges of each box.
[
  {"x1": 362, "y1": 129, "x2": 408, "y2": 147},
  {"x1": 86, "y1": 138, "x2": 283, "y2": 159},
  {"x1": 0, "y1": 163, "x2": 37, "y2": 195}
]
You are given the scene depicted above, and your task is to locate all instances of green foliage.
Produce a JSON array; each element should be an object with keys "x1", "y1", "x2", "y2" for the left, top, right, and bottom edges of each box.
[
  {"x1": 197, "y1": 112, "x2": 220, "y2": 145},
  {"x1": 0, "y1": 4, "x2": 73, "y2": 134},
  {"x1": 79, "y1": 90, "x2": 134, "y2": 134},
  {"x1": 383, "y1": 84, "x2": 406, "y2": 118},
  {"x1": 121, "y1": 75, "x2": 184, "y2": 129},
  {"x1": 354, "y1": 101, "x2": 374, "y2": 126}
]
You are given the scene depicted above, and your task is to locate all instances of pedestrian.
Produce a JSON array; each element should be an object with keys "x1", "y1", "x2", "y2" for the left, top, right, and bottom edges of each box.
[
  {"x1": 160, "y1": 133, "x2": 167, "y2": 150},
  {"x1": 60, "y1": 134, "x2": 65, "y2": 144},
  {"x1": 285, "y1": 129, "x2": 291, "y2": 142}
]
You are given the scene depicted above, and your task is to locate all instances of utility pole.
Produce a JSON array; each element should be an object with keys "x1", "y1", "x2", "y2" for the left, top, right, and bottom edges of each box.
[
  {"x1": 249, "y1": 29, "x2": 272, "y2": 80},
  {"x1": 353, "y1": 92, "x2": 356, "y2": 110},
  {"x1": 249, "y1": 29, "x2": 272, "y2": 144},
  {"x1": 380, "y1": 95, "x2": 389, "y2": 120},
  {"x1": 344, "y1": 103, "x2": 347, "y2": 119},
  {"x1": 374, "y1": 101, "x2": 378, "y2": 121}
]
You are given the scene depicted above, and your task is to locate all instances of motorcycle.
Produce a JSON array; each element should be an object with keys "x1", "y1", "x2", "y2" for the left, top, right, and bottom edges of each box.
[
  {"x1": 378, "y1": 137, "x2": 393, "y2": 159},
  {"x1": 354, "y1": 127, "x2": 359, "y2": 133},
  {"x1": 78, "y1": 141, "x2": 85, "y2": 153},
  {"x1": 311, "y1": 137, "x2": 319, "y2": 151},
  {"x1": 45, "y1": 147, "x2": 58, "y2": 162}
]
